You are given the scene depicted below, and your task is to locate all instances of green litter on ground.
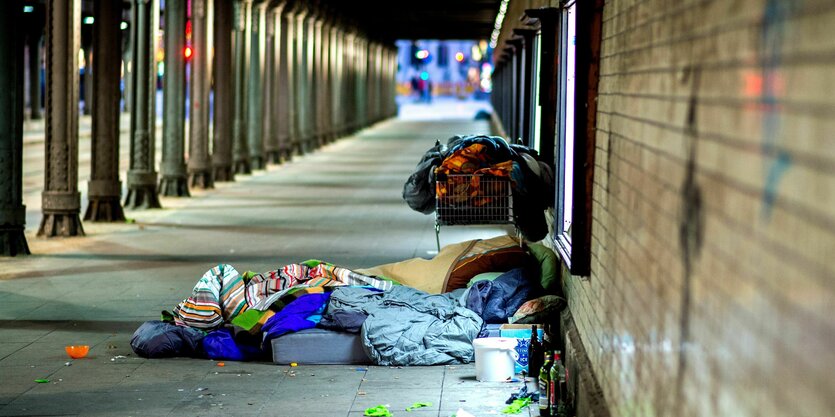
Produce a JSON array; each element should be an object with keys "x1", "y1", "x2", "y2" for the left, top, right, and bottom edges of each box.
[
  {"x1": 34, "y1": 379, "x2": 49, "y2": 383},
  {"x1": 406, "y1": 401, "x2": 432, "y2": 411},
  {"x1": 365, "y1": 404, "x2": 393, "y2": 417},
  {"x1": 501, "y1": 397, "x2": 532, "y2": 414}
]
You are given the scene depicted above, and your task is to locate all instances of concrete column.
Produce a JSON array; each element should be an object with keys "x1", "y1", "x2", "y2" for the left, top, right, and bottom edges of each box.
[
  {"x1": 187, "y1": 0, "x2": 214, "y2": 189},
  {"x1": 312, "y1": 17, "x2": 324, "y2": 147},
  {"x1": 85, "y1": 0, "x2": 127, "y2": 221},
  {"x1": 246, "y1": 3, "x2": 265, "y2": 170},
  {"x1": 319, "y1": 18, "x2": 331, "y2": 144},
  {"x1": 125, "y1": 0, "x2": 161, "y2": 209},
  {"x1": 38, "y1": 0, "x2": 84, "y2": 237},
  {"x1": 231, "y1": 0, "x2": 251, "y2": 175},
  {"x1": 26, "y1": 34, "x2": 42, "y2": 120},
  {"x1": 262, "y1": 6, "x2": 279, "y2": 164},
  {"x1": 0, "y1": 0, "x2": 31, "y2": 255},
  {"x1": 330, "y1": 25, "x2": 341, "y2": 139},
  {"x1": 304, "y1": 12, "x2": 316, "y2": 151},
  {"x1": 292, "y1": 7, "x2": 306, "y2": 155},
  {"x1": 277, "y1": 6, "x2": 294, "y2": 161},
  {"x1": 212, "y1": 0, "x2": 235, "y2": 181},
  {"x1": 159, "y1": 0, "x2": 189, "y2": 197}
]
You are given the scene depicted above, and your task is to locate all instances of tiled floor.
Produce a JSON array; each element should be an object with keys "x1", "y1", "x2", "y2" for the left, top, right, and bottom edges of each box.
[{"x1": 1, "y1": 112, "x2": 534, "y2": 416}]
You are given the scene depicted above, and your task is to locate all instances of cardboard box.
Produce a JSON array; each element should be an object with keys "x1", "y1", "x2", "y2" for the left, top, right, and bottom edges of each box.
[{"x1": 500, "y1": 324, "x2": 545, "y2": 375}]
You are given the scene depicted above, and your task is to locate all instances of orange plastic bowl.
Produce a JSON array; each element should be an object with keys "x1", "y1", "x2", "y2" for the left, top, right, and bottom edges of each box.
[{"x1": 65, "y1": 345, "x2": 89, "y2": 359}]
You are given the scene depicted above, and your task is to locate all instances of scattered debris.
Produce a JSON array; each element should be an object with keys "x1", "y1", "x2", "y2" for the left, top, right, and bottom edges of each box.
[
  {"x1": 406, "y1": 401, "x2": 432, "y2": 411},
  {"x1": 34, "y1": 379, "x2": 49, "y2": 384},
  {"x1": 178, "y1": 389, "x2": 185, "y2": 392},
  {"x1": 501, "y1": 398, "x2": 532, "y2": 414},
  {"x1": 217, "y1": 362, "x2": 225, "y2": 367},
  {"x1": 451, "y1": 409, "x2": 476, "y2": 417},
  {"x1": 356, "y1": 367, "x2": 368, "y2": 372},
  {"x1": 364, "y1": 404, "x2": 393, "y2": 417},
  {"x1": 290, "y1": 362, "x2": 298, "y2": 367},
  {"x1": 357, "y1": 391, "x2": 367, "y2": 396},
  {"x1": 195, "y1": 387, "x2": 208, "y2": 392},
  {"x1": 64, "y1": 362, "x2": 72, "y2": 366},
  {"x1": 110, "y1": 355, "x2": 128, "y2": 361}
]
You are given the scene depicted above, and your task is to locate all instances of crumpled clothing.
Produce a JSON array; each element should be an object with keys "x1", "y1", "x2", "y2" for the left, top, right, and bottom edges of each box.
[
  {"x1": 202, "y1": 327, "x2": 264, "y2": 361},
  {"x1": 261, "y1": 293, "x2": 331, "y2": 344},
  {"x1": 130, "y1": 320, "x2": 207, "y2": 358},
  {"x1": 464, "y1": 267, "x2": 535, "y2": 324}
]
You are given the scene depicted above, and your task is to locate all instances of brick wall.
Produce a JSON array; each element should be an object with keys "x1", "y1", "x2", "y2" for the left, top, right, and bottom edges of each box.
[{"x1": 562, "y1": 0, "x2": 835, "y2": 416}]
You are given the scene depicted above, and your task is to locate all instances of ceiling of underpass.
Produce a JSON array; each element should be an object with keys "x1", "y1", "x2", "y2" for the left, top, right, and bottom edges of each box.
[{"x1": 321, "y1": 0, "x2": 501, "y2": 41}]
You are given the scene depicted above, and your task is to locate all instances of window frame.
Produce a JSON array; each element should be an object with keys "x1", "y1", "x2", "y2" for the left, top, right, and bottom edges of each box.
[{"x1": 552, "y1": 0, "x2": 603, "y2": 277}]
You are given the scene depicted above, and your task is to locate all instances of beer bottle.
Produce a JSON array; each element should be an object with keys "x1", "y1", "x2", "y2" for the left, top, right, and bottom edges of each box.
[
  {"x1": 538, "y1": 351, "x2": 553, "y2": 416},
  {"x1": 528, "y1": 325, "x2": 543, "y2": 378}
]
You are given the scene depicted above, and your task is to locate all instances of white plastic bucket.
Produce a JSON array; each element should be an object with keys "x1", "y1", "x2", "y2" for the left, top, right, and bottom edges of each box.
[{"x1": 473, "y1": 337, "x2": 518, "y2": 382}]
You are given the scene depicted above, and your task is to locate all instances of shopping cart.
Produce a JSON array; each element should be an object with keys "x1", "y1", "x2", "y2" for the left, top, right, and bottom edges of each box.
[{"x1": 434, "y1": 173, "x2": 518, "y2": 251}]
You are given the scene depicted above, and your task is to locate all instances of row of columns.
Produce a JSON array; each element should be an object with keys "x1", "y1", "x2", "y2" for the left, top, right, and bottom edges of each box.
[
  {"x1": 491, "y1": 8, "x2": 559, "y2": 163},
  {"x1": 0, "y1": 0, "x2": 398, "y2": 256}
]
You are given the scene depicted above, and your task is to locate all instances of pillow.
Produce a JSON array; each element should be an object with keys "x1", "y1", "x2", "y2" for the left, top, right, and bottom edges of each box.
[
  {"x1": 527, "y1": 243, "x2": 560, "y2": 293},
  {"x1": 509, "y1": 295, "x2": 566, "y2": 324}
]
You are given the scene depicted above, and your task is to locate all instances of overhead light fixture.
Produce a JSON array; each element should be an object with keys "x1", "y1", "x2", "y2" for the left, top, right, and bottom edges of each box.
[
  {"x1": 120, "y1": 21, "x2": 129, "y2": 30},
  {"x1": 83, "y1": 16, "x2": 94, "y2": 24},
  {"x1": 23, "y1": 5, "x2": 34, "y2": 13},
  {"x1": 489, "y1": 0, "x2": 510, "y2": 49}
]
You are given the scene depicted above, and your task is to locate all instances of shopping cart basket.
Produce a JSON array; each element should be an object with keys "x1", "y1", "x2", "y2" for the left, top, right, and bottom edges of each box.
[{"x1": 434, "y1": 173, "x2": 517, "y2": 250}]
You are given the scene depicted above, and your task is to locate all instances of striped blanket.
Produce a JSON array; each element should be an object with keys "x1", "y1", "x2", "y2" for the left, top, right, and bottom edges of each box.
[
  {"x1": 172, "y1": 264, "x2": 248, "y2": 330},
  {"x1": 246, "y1": 261, "x2": 395, "y2": 310},
  {"x1": 172, "y1": 261, "x2": 395, "y2": 330}
]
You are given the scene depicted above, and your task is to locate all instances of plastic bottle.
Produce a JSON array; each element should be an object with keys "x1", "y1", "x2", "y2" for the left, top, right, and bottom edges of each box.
[
  {"x1": 550, "y1": 351, "x2": 566, "y2": 417},
  {"x1": 538, "y1": 351, "x2": 553, "y2": 416},
  {"x1": 528, "y1": 325, "x2": 543, "y2": 378}
]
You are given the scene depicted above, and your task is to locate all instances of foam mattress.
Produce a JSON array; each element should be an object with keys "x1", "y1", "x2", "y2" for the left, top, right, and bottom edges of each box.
[{"x1": 271, "y1": 328, "x2": 371, "y2": 365}]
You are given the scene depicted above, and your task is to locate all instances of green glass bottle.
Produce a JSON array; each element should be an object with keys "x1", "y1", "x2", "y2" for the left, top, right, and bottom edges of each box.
[{"x1": 538, "y1": 351, "x2": 554, "y2": 416}]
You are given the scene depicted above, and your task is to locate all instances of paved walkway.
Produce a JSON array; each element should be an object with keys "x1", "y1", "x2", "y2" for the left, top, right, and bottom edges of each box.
[{"x1": 1, "y1": 113, "x2": 533, "y2": 416}]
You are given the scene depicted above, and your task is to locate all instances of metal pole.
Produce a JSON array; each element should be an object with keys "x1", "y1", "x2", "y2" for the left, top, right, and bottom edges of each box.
[
  {"x1": 125, "y1": 0, "x2": 162, "y2": 209},
  {"x1": 38, "y1": 0, "x2": 84, "y2": 237},
  {"x1": 212, "y1": 0, "x2": 235, "y2": 181},
  {"x1": 231, "y1": 0, "x2": 251, "y2": 175},
  {"x1": 85, "y1": 0, "x2": 127, "y2": 221},
  {"x1": 159, "y1": 0, "x2": 189, "y2": 196},
  {"x1": 0, "y1": 0, "x2": 31, "y2": 255},
  {"x1": 188, "y1": 0, "x2": 214, "y2": 188}
]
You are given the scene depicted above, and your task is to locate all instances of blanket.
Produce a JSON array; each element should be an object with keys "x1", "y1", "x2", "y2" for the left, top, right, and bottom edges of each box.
[
  {"x1": 357, "y1": 234, "x2": 531, "y2": 293},
  {"x1": 327, "y1": 286, "x2": 483, "y2": 366}
]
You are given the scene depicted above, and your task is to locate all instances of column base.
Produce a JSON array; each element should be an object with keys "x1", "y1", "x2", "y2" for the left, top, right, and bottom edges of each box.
[
  {"x1": 124, "y1": 185, "x2": 162, "y2": 209},
  {"x1": 37, "y1": 212, "x2": 85, "y2": 237},
  {"x1": 189, "y1": 170, "x2": 215, "y2": 189},
  {"x1": 159, "y1": 176, "x2": 191, "y2": 197},
  {"x1": 281, "y1": 148, "x2": 294, "y2": 162},
  {"x1": 214, "y1": 165, "x2": 235, "y2": 182},
  {"x1": 234, "y1": 160, "x2": 251, "y2": 175},
  {"x1": 267, "y1": 151, "x2": 284, "y2": 165},
  {"x1": 84, "y1": 196, "x2": 126, "y2": 222},
  {"x1": 249, "y1": 156, "x2": 265, "y2": 170},
  {"x1": 0, "y1": 225, "x2": 30, "y2": 256}
]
